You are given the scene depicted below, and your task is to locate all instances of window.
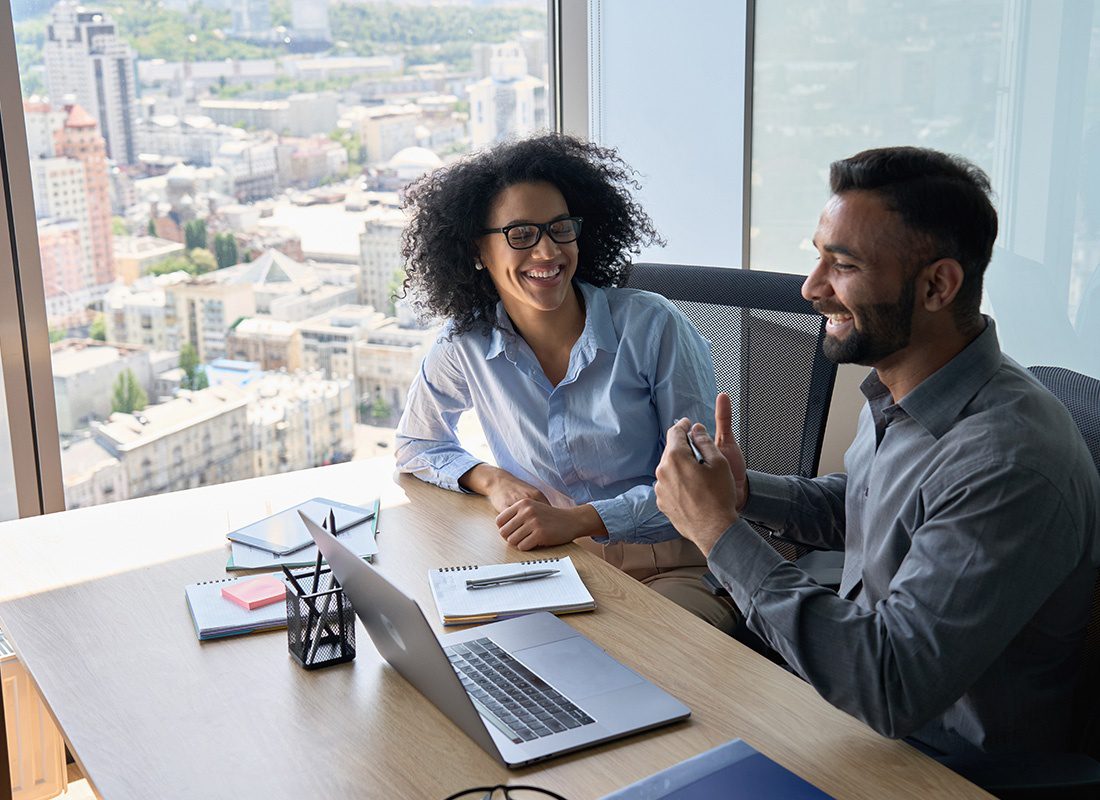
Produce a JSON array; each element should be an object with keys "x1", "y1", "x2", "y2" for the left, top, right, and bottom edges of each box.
[
  {"x1": 3, "y1": 0, "x2": 552, "y2": 511},
  {"x1": 582, "y1": 0, "x2": 1100, "y2": 381},
  {"x1": 750, "y1": 0, "x2": 1100, "y2": 379}
]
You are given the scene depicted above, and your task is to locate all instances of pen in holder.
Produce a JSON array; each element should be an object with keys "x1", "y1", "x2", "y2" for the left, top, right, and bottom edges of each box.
[{"x1": 285, "y1": 564, "x2": 355, "y2": 670}]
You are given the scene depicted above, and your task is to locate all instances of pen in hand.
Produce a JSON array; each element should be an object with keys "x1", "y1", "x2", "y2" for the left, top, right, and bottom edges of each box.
[
  {"x1": 687, "y1": 432, "x2": 705, "y2": 464},
  {"x1": 466, "y1": 569, "x2": 560, "y2": 590}
]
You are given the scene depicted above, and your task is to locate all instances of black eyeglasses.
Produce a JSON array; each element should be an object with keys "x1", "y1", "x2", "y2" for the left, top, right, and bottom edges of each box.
[
  {"x1": 443, "y1": 785, "x2": 569, "y2": 800},
  {"x1": 481, "y1": 217, "x2": 583, "y2": 250}
]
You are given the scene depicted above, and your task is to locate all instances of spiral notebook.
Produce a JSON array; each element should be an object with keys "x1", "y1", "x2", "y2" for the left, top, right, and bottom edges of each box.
[
  {"x1": 184, "y1": 574, "x2": 290, "y2": 640},
  {"x1": 428, "y1": 556, "x2": 595, "y2": 626}
]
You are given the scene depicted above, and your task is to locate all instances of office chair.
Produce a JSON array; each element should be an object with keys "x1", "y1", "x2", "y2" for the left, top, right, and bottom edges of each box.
[
  {"x1": 623, "y1": 263, "x2": 838, "y2": 562},
  {"x1": 936, "y1": 365, "x2": 1100, "y2": 799}
]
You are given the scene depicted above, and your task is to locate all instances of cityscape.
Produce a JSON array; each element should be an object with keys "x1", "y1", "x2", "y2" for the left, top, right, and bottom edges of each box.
[{"x1": 12, "y1": 0, "x2": 546, "y2": 509}]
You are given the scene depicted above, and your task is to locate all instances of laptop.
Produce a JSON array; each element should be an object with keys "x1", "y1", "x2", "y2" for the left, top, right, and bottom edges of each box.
[{"x1": 299, "y1": 511, "x2": 691, "y2": 768}]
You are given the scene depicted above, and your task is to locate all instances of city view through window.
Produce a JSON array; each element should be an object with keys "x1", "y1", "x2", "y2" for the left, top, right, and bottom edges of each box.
[{"x1": 11, "y1": 0, "x2": 548, "y2": 510}]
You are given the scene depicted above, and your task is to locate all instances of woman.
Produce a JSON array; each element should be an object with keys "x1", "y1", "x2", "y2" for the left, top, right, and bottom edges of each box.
[{"x1": 395, "y1": 133, "x2": 733, "y2": 632}]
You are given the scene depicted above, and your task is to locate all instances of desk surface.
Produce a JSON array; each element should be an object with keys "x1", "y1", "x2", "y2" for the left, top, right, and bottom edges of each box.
[{"x1": 0, "y1": 459, "x2": 989, "y2": 799}]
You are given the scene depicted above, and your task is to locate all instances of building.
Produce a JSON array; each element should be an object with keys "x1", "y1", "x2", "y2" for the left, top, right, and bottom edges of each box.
[
  {"x1": 92, "y1": 384, "x2": 252, "y2": 497},
  {"x1": 291, "y1": 0, "x2": 331, "y2": 46},
  {"x1": 217, "y1": 248, "x2": 358, "y2": 321},
  {"x1": 51, "y1": 339, "x2": 155, "y2": 434},
  {"x1": 466, "y1": 44, "x2": 546, "y2": 148},
  {"x1": 226, "y1": 316, "x2": 302, "y2": 372},
  {"x1": 26, "y1": 101, "x2": 117, "y2": 326},
  {"x1": 354, "y1": 318, "x2": 439, "y2": 418},
  {"x1": 61, "y1": 435, "x2": 127, "y2": 509},
  {"x1": 53, "y1": 104, "x2": 114, "y2": 288},
  {"x1": 296, "y1": 305, "x2": 386, "y2": 389},
  {"x1": 213, "y1": 138, "x2": 278, "y2": 202},
  {"x1": 198, "y1": 93, "x2": 338, "y2": 138},
  {"x1": 368, "y1": 145, "x2": 442, "y2": 192},
  {"x1": 229, "y1": 0, "x2": 270, "y2": 41},
  {"x1": 112, "y1": 236, "x2": 186, "y2": 285},
  {"x1": 43, "y1": 2, "x2": 137, "y2": 164},
  {"x1": 102, "y1": 273, "x2": 188, "y2": 350},
  {"x1": 358, "y1": 207, "x2": 407, "y2": 314},
  {"x1": 353, "y1": 105, "x2": 422, "y2": 164},
  {"x1": 37, "y1": 218, "x2": 87, "y2": 326},
  {"x1": 275, "y1": 136, "x2": 349, "y2": 189},
  {"x1": 136, "y1": 114, "x2": 249, "y2": 166},
  {"x1": 165, "y1": 277, "x2": 256, "y2": 362},
  {"x1": 248, "y1": 371, "x2": 354, "y2": 478}
]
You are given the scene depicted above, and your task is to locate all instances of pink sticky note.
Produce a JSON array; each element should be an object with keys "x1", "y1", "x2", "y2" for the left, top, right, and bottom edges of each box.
[{"x1": 222, "y1": 575, "x2": 286, "y2": 611}]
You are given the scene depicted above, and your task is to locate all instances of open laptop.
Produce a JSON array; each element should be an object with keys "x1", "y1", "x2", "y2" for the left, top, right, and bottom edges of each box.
[{"x1": 299, "y1": 511, "x2": 690, "y2": 768}]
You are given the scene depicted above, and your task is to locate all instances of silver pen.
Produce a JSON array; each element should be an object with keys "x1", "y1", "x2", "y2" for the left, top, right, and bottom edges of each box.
[
  {"x1": 466, "y1": 569, "x2": 560, "y2": 590},
  {"x1": 687, "y1": 433, "x2": 705, "y2": 463}
]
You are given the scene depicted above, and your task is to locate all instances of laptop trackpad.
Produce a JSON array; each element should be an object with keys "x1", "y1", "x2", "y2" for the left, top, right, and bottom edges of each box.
[{"x1": 515, "y1": 636, "x2": 643, "y2": 700}]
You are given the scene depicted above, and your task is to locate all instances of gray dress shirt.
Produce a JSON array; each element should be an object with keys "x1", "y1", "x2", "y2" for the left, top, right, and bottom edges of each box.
[{"x1": 707, "y1": 319, "x2": 1100, "y2": 754}]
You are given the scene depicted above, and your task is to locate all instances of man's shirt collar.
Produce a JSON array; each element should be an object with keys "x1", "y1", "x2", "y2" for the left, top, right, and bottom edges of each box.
[{"x1": 860, "y1": 317, "x2": 1003, "y2": 439}]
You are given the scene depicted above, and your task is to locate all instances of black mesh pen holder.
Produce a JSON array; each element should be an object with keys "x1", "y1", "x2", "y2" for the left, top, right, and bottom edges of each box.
[{"x1": 286, "y1": 565, "x2": 355, "y2": 670}]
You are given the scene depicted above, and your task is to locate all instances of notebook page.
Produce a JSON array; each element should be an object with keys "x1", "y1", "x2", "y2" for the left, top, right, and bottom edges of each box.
[
  {"x1": 185, "y1": 575, "x2": 289, "y2": 638},
  {"x1": 428, "y1": 557, "x2": 594, "y2": 619}
]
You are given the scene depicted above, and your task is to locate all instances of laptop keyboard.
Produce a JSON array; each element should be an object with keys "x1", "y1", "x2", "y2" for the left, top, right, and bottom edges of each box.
[{"x1": 445, "y1": 637, "x2": 595, "y2": 744}]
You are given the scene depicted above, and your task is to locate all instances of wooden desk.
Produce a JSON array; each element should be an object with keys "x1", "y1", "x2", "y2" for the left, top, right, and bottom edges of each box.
[{"x1": 0, "y1": 458, "x2": 989, "y2": 799}]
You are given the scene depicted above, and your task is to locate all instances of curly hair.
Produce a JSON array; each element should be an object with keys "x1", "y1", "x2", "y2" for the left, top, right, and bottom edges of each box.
[{"x1": 400, "y1": 133, "x2": 662, "y2": 335}]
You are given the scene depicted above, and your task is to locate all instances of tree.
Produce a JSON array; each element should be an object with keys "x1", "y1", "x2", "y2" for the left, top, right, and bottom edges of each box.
[
  {"x1": 179, "y1": 342, "x2": 200, "y2": 389},
  {"x1": 189, "y1": 247, "x2": 217, "y2": 274},
  {"x1": 89, "y1": 314, "x2": 106, "y2": 341},
  {"x1": 112, "y1": 217, "x2": 128, "y2": 236},
  {"x1": 147, "y1": 254, "x2": 194, "y2": 277},
  {"x1": 48, "y1": 327, "x2": 65, "y2": 343},
  {"x1": 184, "y1": 218, "x2": 207, "y2": 250},
  {"x1": 147, "y1": 218, "x2": 157, "y2": 237},
  {"x1": 214, "y1": 233, "x2": 239, "y2": 269},
  {"x1": 111, "y1": 369, "x2": 148, "y2": 414}
]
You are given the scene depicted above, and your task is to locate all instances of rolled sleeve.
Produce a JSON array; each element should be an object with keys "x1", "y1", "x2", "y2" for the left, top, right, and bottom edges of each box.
[{"x1": 395, "y1": 338, "x2": 483, "y2": 494}]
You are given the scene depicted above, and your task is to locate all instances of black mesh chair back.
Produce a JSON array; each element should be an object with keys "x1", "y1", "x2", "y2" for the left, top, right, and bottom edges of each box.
[
  {"x1": 1029, "y1": 365, "x2": 1100, "y2": 759},
  {"x1": 625, "y1": 263, "x2": 838, "y2": 559}
]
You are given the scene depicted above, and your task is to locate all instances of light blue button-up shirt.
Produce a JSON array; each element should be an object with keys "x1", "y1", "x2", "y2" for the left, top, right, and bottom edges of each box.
[{"x1": 395, "y1": 281, "x2": 718, "y2": 544}]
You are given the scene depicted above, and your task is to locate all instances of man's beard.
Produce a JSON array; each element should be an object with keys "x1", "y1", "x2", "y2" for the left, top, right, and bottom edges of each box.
[{"x1": 817, "y1": 278, "x2": 916, "y2": 365}]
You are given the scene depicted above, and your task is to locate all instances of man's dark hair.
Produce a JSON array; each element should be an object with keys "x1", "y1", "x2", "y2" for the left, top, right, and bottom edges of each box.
[
  {"x1": 830, "y1": 146, "x2": 998, "y2": 332},
  {"x1": 401, "y1": 133, "x2": 661, "y2": 335}
]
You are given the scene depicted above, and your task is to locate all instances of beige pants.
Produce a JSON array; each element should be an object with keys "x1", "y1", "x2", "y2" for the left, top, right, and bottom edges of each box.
[{"x1": 575, "y1": 537, "x2": 737, "y2": 634}]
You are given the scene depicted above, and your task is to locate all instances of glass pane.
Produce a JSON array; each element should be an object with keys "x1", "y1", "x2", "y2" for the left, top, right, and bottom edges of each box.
[
  {"x1": 0, "y1": 365, "x2": 20, "y2": 521},
  {"x1": 10, "y1": 0, "x2": 549, "y2": 509},
  {"x1": 751, "y1": 1, "x2": 1100, "y2": 378}
]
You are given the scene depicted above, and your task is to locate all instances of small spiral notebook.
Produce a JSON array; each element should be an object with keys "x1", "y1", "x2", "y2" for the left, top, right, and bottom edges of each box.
[
  {"x1": 428, "y1": 556, "x2": 596, "y2": 626},
  {"x1": 185, "y1": 574, "x2": 290, "y2": 640}
]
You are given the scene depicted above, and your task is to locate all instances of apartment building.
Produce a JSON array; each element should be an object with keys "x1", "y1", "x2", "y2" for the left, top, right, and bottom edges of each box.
[
  {"x1": 226, "y1": 316, "x2": 302, "y2": 372},
  {"x1": 165, "y1": 277, "x2": 256, "y2": 362},
  {"x1": 93, "y1": 384, "x2": 252, "y2": 497},
  {"x1": 248, "y1": 371, "x2": 354, "y2": 477}
]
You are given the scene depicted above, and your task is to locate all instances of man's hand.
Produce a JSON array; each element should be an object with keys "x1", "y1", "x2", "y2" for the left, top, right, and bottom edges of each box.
[
  {"x1": 460, "y1": 464, "x2": 549, "y2": 513},
  {"x1": 496, "y1": 502, "x2": 606, "y2": 551},
  {"x1": 713, "y1": 392, "x2": 749, "y2": 512},
  {"x1": 655, "y1": 418, "x2": 740, "y2": 556}
]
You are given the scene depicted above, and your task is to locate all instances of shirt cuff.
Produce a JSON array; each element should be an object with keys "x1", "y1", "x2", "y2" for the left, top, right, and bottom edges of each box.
[
  {"x1": 707, "y1": 518, "x2": 787, "y2": 613},
  {"x1": 432, "y1": 454, "x2": 485, "y2": 493},
  {"x1": 588, "y1": 496, "x2": 633, "y2": 544},
  {"x1": 740, "y1": 470, "x2": 792, "y2": 531}
]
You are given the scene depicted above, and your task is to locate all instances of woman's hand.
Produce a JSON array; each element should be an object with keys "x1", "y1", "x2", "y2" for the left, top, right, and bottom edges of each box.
[
  {"x1": 460, "y1": 464, "x2": 549, "y2": 512},
  {"x1": 496, "y1": 502, "x2": 606, "y2": 551}
]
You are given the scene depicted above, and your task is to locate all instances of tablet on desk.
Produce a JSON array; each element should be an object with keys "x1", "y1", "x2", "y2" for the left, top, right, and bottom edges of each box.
[{"x1": 226, "y1": 498, "x2": 375, "y2": 556}]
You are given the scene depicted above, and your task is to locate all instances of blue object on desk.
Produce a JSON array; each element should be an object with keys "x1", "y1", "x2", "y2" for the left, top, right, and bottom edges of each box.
[{"x1": 600, "y1": 738, "x2": 833, "y2": 799}]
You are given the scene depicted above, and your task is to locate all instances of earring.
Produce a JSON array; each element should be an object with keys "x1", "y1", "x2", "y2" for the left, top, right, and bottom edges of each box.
[{"x1": 475, "y1": 260, "x2": 485, "y2": 271}]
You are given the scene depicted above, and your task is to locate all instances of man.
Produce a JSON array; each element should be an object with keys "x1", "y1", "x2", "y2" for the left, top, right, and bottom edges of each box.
[{"x1": 654, "y1": 146, "x2": 1100, "y2": 756}]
